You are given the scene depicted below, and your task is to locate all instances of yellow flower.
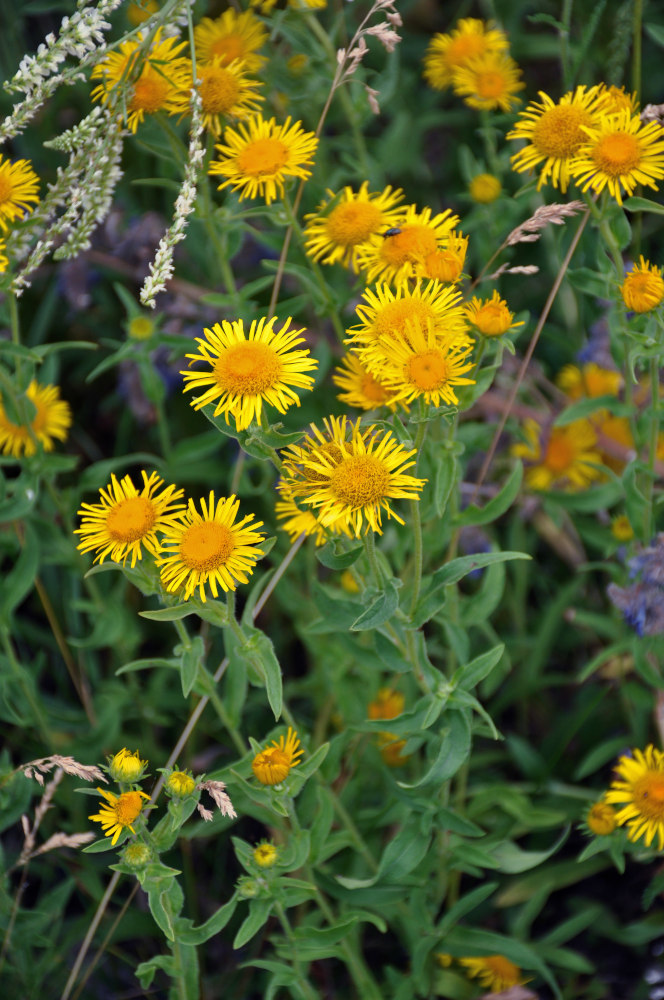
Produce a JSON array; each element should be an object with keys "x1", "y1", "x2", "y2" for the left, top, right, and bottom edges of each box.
[
  {"x1": 621, "y1": 255, "x2": 664, "y2": 312},
  {"x1": 421, "y1": 232, "x2": 468, "y2": 284},
  {"x1": 597, "y1": 84, "x2": 639, "y2": 114},
  {"x1": 0, "y1": 238, "x2": 8, "y2": 273},
  {"x1": 181, "y1": 316, "x2": 317, "y2": 432},
  {"x1": 611, "y1": 514, "x2": 634, "y2": 542},
  {"x1": 586, "y1": 800, "x2": 617, "y2": 835},
  {"x1": 0, "y1": 154, "x2": 40, "y2": 231},
  {"x1": 595, "y1": 412, "x2": 634, "y2": 472},
  {"x1": 157, "y1": 492, "x2": 265, "y2": 602},
  {"x1": 469, "y1": 173, "x2": 502, "y2": 203},
  {"x1": 282, "y1": 418, "x2": 426, "y2": 536},
  {"x1": 451, "y1": 52, "x2": 524, "y2": 112},
  {"x1": 303, "y1": 182, "x2": 404, "y2": 272},
  {"x1": 465, "y1": 290, "x2": 522, "y2": 337},
  {"x1": 459, "y1": 955, "x2": 524, "y2": 993},
  {"x1": 286, "y1": 54, "x2": 309, "y2": 76},
  {"x1": 209, "y1": 114, "x2": 318, "y2": 205},
  {"x1": 108, "y1": 748, "x2": 147, "y2": 782},
  {"x1": 571, "y1": 109, "x2": 664, "y2": 205},
  {"x1": 187, "y1": 58, "x2": 264, "y2": 136},
  {"x1": 512, "y1": 418, "x2": 603, "y2": 491},
  {"x1": 252, "y1": 727, "x2": 304, "y2": 785},
  {"x1": 332, "y1": 353, "x2": 399, "y2": 411},
  {"x1": 340, "y1": 569, "x2": 360, "y2": 593},
  {"x1": 253, "y1": 841, "x2": 279, "y2": 867},
  {"x1": 75, "y1": 470, "x2": 185, "y2": 568},
  {"x1": 348, "y1": 280, "x2": 471, "y2": 351},
  {"x1": 359, "y1": 318, "x2": 475, "y2": 409},
  {"x1": 0, "y1": 381, "x2": 71, "y2": 458},
  {"x1": 194, "y1": 9, "x2": 267, "y2": 72},
  {"x1": 89, "y1": 787, "x2": 150, "y2": 845},
  {"x1": 275, "y1": 482, "x2": 350, "y2": 545},
  {"x1": 167, "y1": 770, "x2": 196, "y2": 797},
  {"x1": 556, "y1": 362, "x2": 622, "y2": 400},
  {"x1": 605, "y1": 745, "x2": 664, "y2": 849},
  {"x1": 423, "y1": 18, "x2": 509, "y2": 91},
  {"x1": 508, "y1": 85, "x2": 608, "y2": 192},
  {"x1": 90, "y1": 32, "x2": 191, "y2": 133},
  {"x1": 127, "y1": 315, "x2": 155, "y2": 340},
  {"x1": 367, "y1": 688, "x2": 410, "y2": 764},
  {"x1": 251, "y1": 0, "x2": 326, "y2": 13},
  {"x1": 126, "y1": 0, "x2": 158, "y2": 27},
  {"x1": 355, "y1": 205, "x2": 461, "y2": 285}
]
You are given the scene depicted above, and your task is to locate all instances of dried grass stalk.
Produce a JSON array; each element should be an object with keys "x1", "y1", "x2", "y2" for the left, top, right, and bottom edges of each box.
[{"x1": 506, "y1": 201, "x2": 585, "y2": 246}]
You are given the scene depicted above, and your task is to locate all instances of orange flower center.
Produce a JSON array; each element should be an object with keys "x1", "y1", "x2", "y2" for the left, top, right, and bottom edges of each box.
[
  {"x1": 447, "y1": 35, "x2": 485, "y2": 67},
  {"x1": 593, "y1": 131, "x2": 640, "y2": 175},
  {"x1": 326, "y1": 200, "x2": 382, "y2": 247},
  {"x1": 360, "y1": 374, "x2": 390, "y2": 404},
  {"x1": 115, "y1": 791, "x2": 145, "y2": 825},
  {"x1": 237, "y1": 137, "x2": 288, "y2": 177},
  {"x1": 633, "y1": 772, "x2": 664, "y2": 820},
  {"x1": 300, "y1": 441, "x2": 345, "y2": 483},
  {"x1": 200, "y1": 66, "x2": 241, "y2": 113},
  {"x1": 215, "y1": 341, "x2": 282, "y2": 394},
  {"x1": 544, "y1": 431, "x2": 575, "y2": 474},
  {"x1": 252, "y1": 747, "x2": 290, "y2": 784},
  {"x1": 130, "y1": 72, "x2": 170, "y2": 113},
  {"x1": 475, "y1": 302, "x2": 510, "y2": 335},
  {"x1": 484, "y1": 955, "x2": 520, "y2": 979},
  {"x1": 380, "y1": 224, "x2": 438, "y2": 267},
  {"x1": 210, "y1": 36, "x2": 245, "y2": 65},
  {"x1": 106, "y1": 496, "x2": 157, "y2": 543},
  {"x1": 329, "y1": 455, "x2": 391, "y2": 507},
  {"x1": 532, "y1": 104, "x2": 591, "y2": 158},
  {"x1": 179, "y1": 521, "x2": 234, "y2": 572},
  {"x1": 475, "y1": 70, "x2": 507, "y2": 99},
  {"x1": 408, "y1": 350, "x2": 447, "y2": 391}
]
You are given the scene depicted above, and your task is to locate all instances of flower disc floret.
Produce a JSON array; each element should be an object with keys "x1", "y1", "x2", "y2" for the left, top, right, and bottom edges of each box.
[
  {"x1": 571, "y1": 109, "x2": 664, "y2": 204},
  {"x1": 253, "y1": 841, "x2": 279, "y2": 867},
  {"x1": 75, "y1": 470, "x2": 185, "y2": 568},
  {"x1": 275, "y1": 483, "x2": 350, "y2": 545},
  {"x1": 459, "y1": 955, "x2": 524, "y2": 992},
  {"x1": 605, "y1": 744, "x2": 664, "y2": 849},
  {"x1": 469, "y1": 173, "x2": 502, "y2": 203},
  {"x1": 190, "y1": 58, "x2": 264, "y2": 136},
  {"x1": 194, "y1": 9, "x2": 267, "y2": 71},
  {"x1": 182, "y1": 316, "x2": 317, "y2": 431},
  {"x1": 0, "y1": 381, "x2": 71, "y2": 458},
  {"x1": 303, "y1": 182, "x2": 404, "y2": 271},
  {"x1": 252, "y1": 728, "x2": 303, "y2": 785},
  {"x1": 586, "y1": 801, "x2": 617, "y2": 836},
  {"x1": 621, "y1": 256, "x2": 664, "y2": 312},
  {"x1": 209, "y1": 115, "x2": 318, "y2": 204},
  {"x1": 0, "y1": 154, "x2": 40, "y2": 231},
  {"x1": 157, "y1": 492, "x2": 265, "y2": 602},
  {"x1": 89, "y1": 787, "x2": 150, "y2": 845}
]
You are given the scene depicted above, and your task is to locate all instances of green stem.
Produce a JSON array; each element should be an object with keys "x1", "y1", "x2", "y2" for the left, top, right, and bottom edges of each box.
[
  {"x1": 363, "y1": 529, "x2": 384, "y2": 588},
  {"x1": 0, "y1": 628, "x2": 53, "y2": 746},
  {"x1": 646, "y1": 355, "x2": 660, "y2": 539},
  {"x1": 632, "y1": 0, "x2": 643, "y2": 100},
  {"x1": 202, "y1": 134, "x2": 238, "y2": 302},
  {"x1": 274, "y1": 902, "x2": 318, "y2": 1000}
]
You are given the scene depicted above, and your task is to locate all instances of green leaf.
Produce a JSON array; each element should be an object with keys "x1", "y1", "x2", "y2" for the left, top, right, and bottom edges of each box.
[
  {"x1": 429, "y1": 550, "x2": 530, "y2": 588},
  {"x1": 139, "y1": 603, "x2": 198, "y2": 622},
  {"x1": 567, "y1": 267, "x2": 611, "y2": 298},
  {"x1": 398, "y1": 711, "x2": 471, "y2": 789},
  {"x1": 454, "y1": 463, "x2": 522, "y2": 527},
  {"x1": 245, "y1": 628, "x2": 283, "y2": 720},
  {"x1": 432, "y1": 447, "x2": 458, "y2": 518},
  {"x1": 490, "y1": 827, "x2": 569, "y2": 873},
  {"x1": 436, "y1": 882, "x2": 499, "y2": 935},
  {"x1": 1, "y1": 523, "x2": 39, "y2": 620},
  {"x1": 337, "y1": 815, "x2": 433, "y2": 888},
  {"x1": 233, "y1": 898, "x2": 273, "y2": 948},
  {"x1": 554, "y1": 394, "x2": 631, "y2": 426},
  {"x1": 623, "y1": 194, "x2": 664, "y2": 215},
  {"x1": 351, "y1": 578, "x2": 401, "y2": 630},
  {"x1": 452, "y1": 644, "x2": 504, "y2": 690},
  {"x1": 315, "y1": 540, "x2": 364, "y2": 570},
  {"x1": 178, "y1": 896, "x2": 238, "y2": 945},
  {"x1": 442, "y1": 926, "x2": 561, "y2": 999},
  {"x1": 179, "y1": 636, "x2": 205, "y2": 698}
]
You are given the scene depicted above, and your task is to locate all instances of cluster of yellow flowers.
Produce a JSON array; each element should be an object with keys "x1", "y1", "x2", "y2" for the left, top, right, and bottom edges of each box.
[{"x1": 586, "y1": 744, "x2": 664, "y2": 852}]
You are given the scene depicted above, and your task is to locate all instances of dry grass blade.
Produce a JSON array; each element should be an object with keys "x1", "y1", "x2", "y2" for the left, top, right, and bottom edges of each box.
[{"x1": 506, "y1": 201, "x2": 585, "y2": 246}]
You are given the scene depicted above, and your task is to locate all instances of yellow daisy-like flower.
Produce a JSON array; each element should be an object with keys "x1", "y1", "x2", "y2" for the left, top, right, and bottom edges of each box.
[
  {"x1": 595, "y1": 412, "x2": 634, "y2": 473},
  {"x1": 181, "y1": 316, "x2": 317, "y2": 432},
  {"x1": 556, "y1": 362, "x2": 622, "y2": 400},
  {"x1": 611, "y1": 514, "x2": 634, "y2": 542},
  {"x1": 361, "y1": 318, "x2": 475, "y2": 409},
  {"x1": 512, "y1": 418, "x2": 603, "y2": 492},
  {"x1": 254, "y1": 0, "x2": 326, "y2": 9},
  {"x1": 0, "y1": 239, "x2": 8, "y2": 273},
  {"x1": 451, "y1": 52, "x2": 524, "y2": 112},
  {"x1": 275, "y1": 482, "x2": 350, "y2": 545},
  {"x1": 605, "y1": 744, "x2": 664, "y2": 850},
  {"x1": 570, "y1": 109, "x2": 664, "y2": 205},
  {"x1": 621, "y1": 255, "x2": 664, "y2": 312},
  {"x1": 89, "y1": 787, "x2": 150, "y2": 845},
  {"x1": 75, "y1": 470, "x2": 185, "y2": 568},
  {"x1": 465, "y1": 290, "x2": 523, "y2": 337},
  {"x1": 597, "y1": 83, "x2": 639, "y2": 115},
  {"x1": 332, "y1": 354, "x2": 399, "y2": 411},
  {"x1": 586, "y1": 800, "x2": 618, "y2": 836},
  {"x1": 303, "y1": 182, "x2": 404, "y2": 272},
  {"x1": 157, "y1": 492, "x2": 265, "y2": 602},
  {"x1": 194, "y1": 9, "x2": 267, "y2": 72},
  {"x1": 252, "y1": 727, "x2": 304, "y2": 785},
  {"x1": 108, "y1": 748, "x2": 147, "y2": 783},
  {"x1": 469, "y1": 173, "x2": 502, "y2": 203},
  {"x1": 253, "y1": 841, "x2": 279, "y2": 867},
  {"x1": 368, "y1": 688, "x2": 409, "y2": 766},
  {"x1": 423, "y1": 18, "x2": 509, "y2": 91},
  {"x1": 421, "y1": 232, "x2": 468, "y2": 284},
  {"x1": 126, "y1": 0, "x2": 158, "y2": 27},
  {"x1": 166, "y1": 770, "x2": 196, "y2": 797},
  {"x1": 459, "y1": 955, "x2": 524, "y2": 993},
  {"x1": 0, "y1": 381, "x2": 71, "y2": 458},
  {"x1": 188, "y1": 58, "x2": 264, "y2": 136},
  {"x1": 90, "y1": 32, "x2": 191, "y2": 133},
  {"x1": 355, "y1": 205, "x2": 461, "y2": 285},
  {"x1": 209, "y1": 114, "x2": 318, "y2": 205},
  {"x1": 0, "y1": 154, "x2": 40, "y2": 232},
  {"x1": 348, "y1": 280, "x2": 471, "y2": 350},
  {"x1": 284, "y1": 418, "x2": 426, "y2": 536},
  {"x1": 507, "y1": 85, "x2": 609, "y2": 192}
]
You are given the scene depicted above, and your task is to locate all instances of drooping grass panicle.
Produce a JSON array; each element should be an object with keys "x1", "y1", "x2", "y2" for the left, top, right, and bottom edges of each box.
[{"x1": 505, "y1": 201, "x2": 586, "y2": 246}]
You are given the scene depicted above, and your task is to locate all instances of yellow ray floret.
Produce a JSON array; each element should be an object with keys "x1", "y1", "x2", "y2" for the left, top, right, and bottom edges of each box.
[
  {"x1": 605, "y1": 744, "x2": 664, "y2": 850},
  {"x1": 570, "y1": 109, "x2": 664, "y2": 204},
  {"x1": 194, "y1": 9, "x2": 267, "y2": 72},
  {"x1": 303, "y1": 181, "x2": 404, "y2": 272},
  {"x1": 0, "y1": 381, "x2": 71, "y2": 458}
]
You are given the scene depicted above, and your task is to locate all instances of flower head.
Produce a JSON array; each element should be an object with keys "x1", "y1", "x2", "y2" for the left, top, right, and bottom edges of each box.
[
  {"x1": 303, "y1": 182, "x2": 404, "y2": 272},
  {"x1": 598, "y1": 84, "x2": 639, "y2": 114},
  {"x1": 512, "y1": 418, "x2": 603, "y2": 491},
  {"x1": 122, "y1": 841, "x2": 152, "y2": 869},
  {"x1": 126, "y1": 0, "x2": 159, "y2": 27},
  {"x1": 621, "y1": 255, "x2": 664, "y2": 312},
  {"x1": 332, "y1": 354, "x2": 398, "y2": 411},
  {"x1": 355, "y1": 205, "x2": 461, "y2": 285},
  {"x1": 181, "y1": 316, "x2": 317, "y2": 431},
  {"x1": 166, "y1": 770, "x2": 196, "y2": 797},
  {"x1": 586, "y1": 800, "x2": 617, "y2": 836},
  {"x1": 469, "y1": 173, "x2": 502, "y2": 203},
  {"x1": 0, "y1": 381, "x2": 71, "y2": 458},
  {"x1": 194, "y1": 9, "x2": 267, "y2": 72},
  {"x1": 252, "y1": 727, "x2": 304, "y2": 785},
  {"x1": 451, "y1": 52, "x2": 524, "y2": 112},
  {"x1": 508, "y1": 85, "x2": 609, "y2": 192},
  {"x1": 423, "y1": 18, "x2": 509, "y2": 91},
  {"x1": 611, "y1": 514, "x2": 634, "y2": 542},
  {"x1": 605, "y1": 745, "x2": 664, "y2": 849},
  {"x1": 89, "y1": 787, "x2": 150, "y2": 845},
  {"x1": 75, "y1": 470, "x2": 185, "y2": 568},
  {"x1": 275, "y1": 483, "x2": 350, "y2": 545},
  {"x1": 571, "y1": 109, "x2": 664, "y2": 205},
  {"x1": 422, "y1": 232, "x2": 468, "y2": 284},
  {"x1": 348, "y1": 280, "x2": 471, "y2": 351},
  {"x1": 0, "y1": 154, "x2": 40, "y2": 231},
  {"x1": 90, "y1": 32, "x2": 191, "y2": 133},
  {"x1": 557, "y1": 362, "x2": 622, "y2": 400},
  {"x1": 253, "y1": 841, "x2": 279, "y2": 867},
  {"x1": 209, "y1": 115, "x2": 318, "y2": 205},
  {"x1": 465, "y1": 290, "x2": 522, "y2": 337},
  {"x1": 108, "y1": 748, "x2": 147, "y2": 783},
  {"x1": 459, "y1": 955, "x2": 524, "y2": 993},
  {"x1": 157, "y1": 492, "x2": 265, "y2": 602},
  {"x1": 189, "y1": 58, "x2": 264, "y2": 136}
]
